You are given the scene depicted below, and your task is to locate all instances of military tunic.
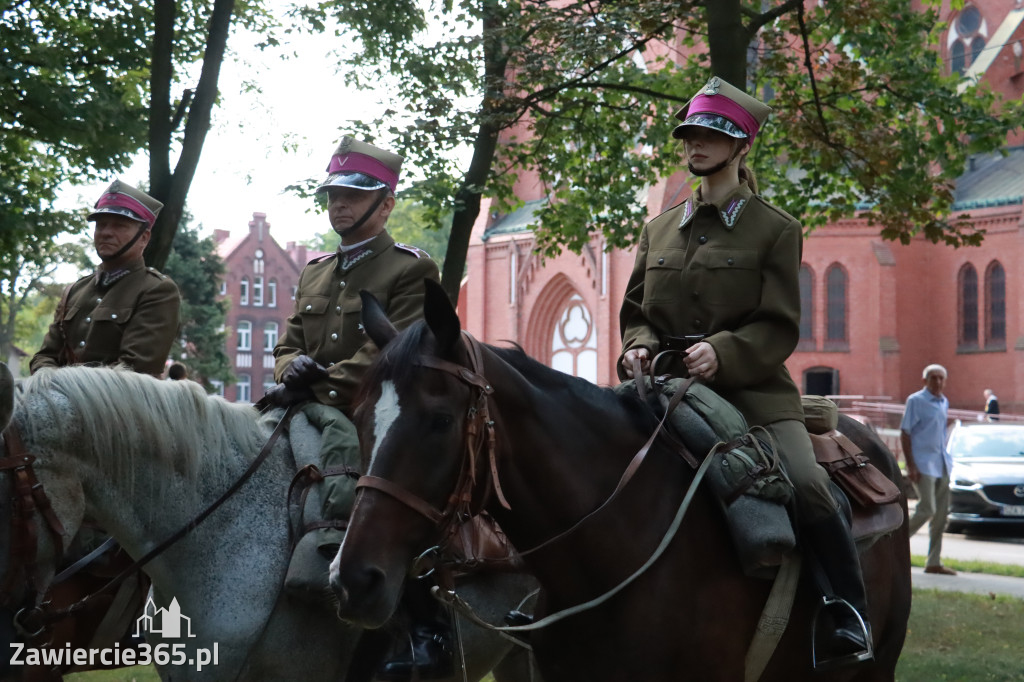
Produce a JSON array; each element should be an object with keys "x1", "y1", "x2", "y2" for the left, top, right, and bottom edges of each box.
[
  {"x1": 619, "y1": 183, "x2": 839, "y2": 518},
  {"x1": 618, "y1": 183, "x2": 805, "y2": 428},
  {"x1": 31, "y1": 259, "x2": 181, "y2": 377},
  {"x1": 274, "y1": 231, "x2": 441, "y2": 410}
]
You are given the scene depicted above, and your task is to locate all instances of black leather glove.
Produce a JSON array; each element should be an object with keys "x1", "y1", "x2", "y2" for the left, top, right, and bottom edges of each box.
[
  {"x1": 281, "y1": 355, "x2": 328, "y2": 390},
  {"x1": 253, "y1": 383, "x2": 314, "y2": 411}
]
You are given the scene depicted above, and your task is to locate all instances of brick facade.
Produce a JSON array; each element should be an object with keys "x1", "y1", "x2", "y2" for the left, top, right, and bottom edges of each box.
[{"x1": 214, "y1": 213, "x2": 328, "y2": 402}]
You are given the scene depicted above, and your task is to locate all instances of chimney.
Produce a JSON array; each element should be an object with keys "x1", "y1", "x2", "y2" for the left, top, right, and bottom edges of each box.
[
  {"x1": 213, "y1": 229, "x2": 230, "y2": 244},
  {"x1": 249, "y1": 212, "x2": 269, "y2": 242}
]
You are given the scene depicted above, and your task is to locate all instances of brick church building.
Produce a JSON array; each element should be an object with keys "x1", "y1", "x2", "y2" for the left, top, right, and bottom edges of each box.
[
  {"x1": 213, "y1": 212, "x2": 328, "y2": 402},
  {"x1": 460, "y1": 1, "x2": 1024, "y2": 413}
]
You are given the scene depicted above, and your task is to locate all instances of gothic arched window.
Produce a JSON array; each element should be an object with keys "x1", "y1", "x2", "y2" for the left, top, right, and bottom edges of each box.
[
  {"x1": 985, "y1": 261, "x2": 1006, "y2": 347},
  {"x1": 550, "y1": 294, "x2": 597, "y2": 383},
  {"x1": 959, "y1": 263, "x2": 979, "y2": 347}
]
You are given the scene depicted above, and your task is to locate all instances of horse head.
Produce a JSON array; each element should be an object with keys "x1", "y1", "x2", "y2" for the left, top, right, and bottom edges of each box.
[{"x1": 331, "y1": 279, "x2": 488, "y2": 628}]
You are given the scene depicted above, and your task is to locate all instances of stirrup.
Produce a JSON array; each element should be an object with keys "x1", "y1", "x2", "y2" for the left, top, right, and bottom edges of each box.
[{"x1": 811, "y1": 596, "x2": 874, "y2": 671}]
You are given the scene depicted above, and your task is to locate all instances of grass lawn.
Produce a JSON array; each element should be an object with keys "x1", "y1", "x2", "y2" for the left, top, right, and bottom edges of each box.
[{"x1": 62, "y1": 590, "x2": 1024, "y2": 681}]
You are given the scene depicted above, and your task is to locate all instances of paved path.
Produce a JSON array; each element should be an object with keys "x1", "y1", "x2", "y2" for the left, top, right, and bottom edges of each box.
[{"x1": 911, "y1": 566, "x2": 1024, "y2": 599}]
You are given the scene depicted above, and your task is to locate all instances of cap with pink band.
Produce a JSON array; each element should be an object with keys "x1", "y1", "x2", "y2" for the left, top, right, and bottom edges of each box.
[
  {"x1": 93, "y1": 193, "x2": 158, "y2": 227},
  {"x1": 327, "y1": 152, "x2": 400, "y2": 192},
  {"x1": 686, "y1": 93, "x2": 762, "y2": 142}
]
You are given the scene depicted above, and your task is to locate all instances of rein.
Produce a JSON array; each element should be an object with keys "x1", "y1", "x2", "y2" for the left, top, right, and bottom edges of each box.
[
  {"x1": 5, "y1": 403, "x2": 299, "y2": 634},
  {"x1": 354, "y1": 331, "x2": 715, "y2": 632}
]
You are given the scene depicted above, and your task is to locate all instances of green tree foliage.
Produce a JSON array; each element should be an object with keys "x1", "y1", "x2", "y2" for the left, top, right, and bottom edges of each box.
[
  {"x1": 2, "y1": 0, "x2": 273, "y2": 270},
  {"x1": 0, "y1": 237, "x2": 90, "y2": 368},
  {"x1": 162, "y1": 222, "x2": 233, "y2": 390},
  {"x1": 311, "y1": 0, "x2": 1021, "y2": 299}
]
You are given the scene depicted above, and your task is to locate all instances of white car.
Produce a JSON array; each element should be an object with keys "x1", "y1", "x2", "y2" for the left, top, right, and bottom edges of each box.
[{"x1": 947, "y1": 423, "x2": 1024, "y2": 533}]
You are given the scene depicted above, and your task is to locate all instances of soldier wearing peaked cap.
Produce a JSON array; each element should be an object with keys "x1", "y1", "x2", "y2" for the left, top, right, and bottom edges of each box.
[
  {"x1": 618, "y1": 76, "x2": 873, "y2": 670},
  {"x1": 260, "y1": 137, "x2": 453, "y2": 680},
  {"x1": 31, "y1": 179, "x2": 181, "y2": 377}
]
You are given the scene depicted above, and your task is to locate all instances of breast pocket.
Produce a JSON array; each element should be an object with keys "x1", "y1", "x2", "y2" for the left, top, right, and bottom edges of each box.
[
  {"x1": 86, "y1": 306, "x2": 135, "y2": 351},
  {"x1": 643, "y1": 249, "x2": 688, "y2": 303},
  {"x1": 297, "y1": 295, "x2": 330, "y2": 352},
  {"x1": 701, "y1": 248, "x2": 761, "y2": 309}
]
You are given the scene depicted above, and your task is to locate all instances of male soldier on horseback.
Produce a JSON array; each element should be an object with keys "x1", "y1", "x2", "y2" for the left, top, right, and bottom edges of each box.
[
  {"x1": 260, "y1": 136, "x2": 453, "y2": 680},
  {"x1": 619, "y1": 77, "x2": 872, "y2": 670},
  {"x1": 26, "y1": 179, "x2": 180, "y2": 671},
  {"x1": 31, "y1": 180, "x2": 180, "y2": 376}
]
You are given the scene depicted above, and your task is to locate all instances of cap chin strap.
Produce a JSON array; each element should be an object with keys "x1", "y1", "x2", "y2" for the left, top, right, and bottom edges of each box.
[
  {"x1": 99, "y1": 223, "x2": 149, "y2": 263},
  {"x1": 333, "y1": 190, "x2": 388, "y2": 239}
]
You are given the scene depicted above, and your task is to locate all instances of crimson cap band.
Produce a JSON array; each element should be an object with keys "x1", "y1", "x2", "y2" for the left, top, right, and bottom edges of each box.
[
  {"x1": 672, "y1": 76, "x2": 772, "y2": 143},
  {"x1": 315, "y1": 136, "x2": 403, "y2": 194},
  {"x1": 87, "y1": 180, "x2": 163, "y2": 228}
]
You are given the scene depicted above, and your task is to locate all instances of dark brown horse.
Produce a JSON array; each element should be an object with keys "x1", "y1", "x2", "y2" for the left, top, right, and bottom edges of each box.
[{"x1": 331, "y1": 280, "x2": 911, "y2": 682}]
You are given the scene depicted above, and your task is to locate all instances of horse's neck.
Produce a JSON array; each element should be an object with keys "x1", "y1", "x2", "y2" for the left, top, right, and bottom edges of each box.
[{"x1": 485, "y1": 359, "x2": 651, "y2": 551}]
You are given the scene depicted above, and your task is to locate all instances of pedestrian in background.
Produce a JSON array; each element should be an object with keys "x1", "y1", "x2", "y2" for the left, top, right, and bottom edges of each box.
[
  {"x1": 901, "y1": 364, "x2": 956, "y2": 575},
  {"x1": 983, "y1": 388, "x2": 1000, "y2": 421}
]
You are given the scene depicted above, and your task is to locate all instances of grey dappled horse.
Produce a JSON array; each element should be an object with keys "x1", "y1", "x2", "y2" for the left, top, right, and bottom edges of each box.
[{"x1": 0, "y1": 364, "x2": 535, "y2": 681}]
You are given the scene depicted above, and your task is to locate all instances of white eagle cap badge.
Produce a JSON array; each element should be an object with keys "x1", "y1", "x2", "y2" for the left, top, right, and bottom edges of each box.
[{"x1": 702, "y1": 77, "x2": 722, "y2": 95}]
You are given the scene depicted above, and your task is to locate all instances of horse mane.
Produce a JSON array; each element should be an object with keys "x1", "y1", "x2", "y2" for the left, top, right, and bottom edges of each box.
[
  {"x1": 17, "y1": 366, "x2": 267, "y2": 490},
  {"x1": 357, "y1": 321, "x2": 657, "y2": 431}
]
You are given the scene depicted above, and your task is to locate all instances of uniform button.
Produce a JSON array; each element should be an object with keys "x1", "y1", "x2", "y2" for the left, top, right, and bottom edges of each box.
[
  {"x1": 78, "y1": 341, "x2": 86, "y2": 347},
  {"x1": 336, "y1": 306, "x2": 341, "y2": 313},
  {"x1": 305, "y1": 304, "x2": 312, "y2": 311},
  {"x1": 328, "y1": 390, "x2": 338, "y2": 399},
  {"x1": 110, "y1": 313, "x2": 117, "y2": 319},
  {"x1": 328, "y1": 362, "x2": 335, "y2": 367},
  {"x1": 657, "y1": 258, "x2": 665, "y2": 265},
  {"x1": 698, "y1": 235, "x2": 707, "y2": 244},
  {"x1": 331, "y1": 333, "x2": 338, "y2": 340},
  {"x1": 339, "y1": 281, "x2": 346, "y2": 288},
  {"x1": 727, "y1": 257, "x2": 734, "y2": 266},
  {"x1": 85, "y1": 317, "x2": 91, "y2": 323},
  {"x1": 96, "y1": 298, "x2": 102, "y2": 304}
]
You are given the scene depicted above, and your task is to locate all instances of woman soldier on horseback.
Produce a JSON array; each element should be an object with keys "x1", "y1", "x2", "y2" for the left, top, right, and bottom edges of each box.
[{"x1": 618, "y1": 75, "x2": 872, "y2": 670}]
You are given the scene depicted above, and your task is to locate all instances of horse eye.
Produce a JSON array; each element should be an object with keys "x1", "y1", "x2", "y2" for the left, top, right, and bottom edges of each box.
[{"x1": 430, "y1": 414, "x2": 454, "y2": 432}]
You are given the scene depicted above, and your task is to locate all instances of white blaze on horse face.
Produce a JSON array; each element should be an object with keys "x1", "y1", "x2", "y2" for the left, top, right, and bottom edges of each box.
[{"x1": 370, "y1": 380, "x2": 401, "y2": 472}]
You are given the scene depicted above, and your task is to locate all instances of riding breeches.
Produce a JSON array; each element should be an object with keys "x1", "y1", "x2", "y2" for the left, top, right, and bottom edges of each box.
[{"x1": 763, "y1": 419, "x2": 838, "y2": 523}]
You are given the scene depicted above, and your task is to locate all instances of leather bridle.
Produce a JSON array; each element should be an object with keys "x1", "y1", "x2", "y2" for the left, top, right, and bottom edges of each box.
[
  {"x1": 0, "y1": 424, "x2": 70, "y2": 637},
  {"x1": 352, "y1": 331, "x2": 699, "y2": 567},
  {"x1": 355, "y1": 332, "x2": 507, "y2": 550}
]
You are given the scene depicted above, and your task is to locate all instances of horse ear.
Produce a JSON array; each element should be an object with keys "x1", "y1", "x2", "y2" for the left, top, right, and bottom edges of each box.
[
  {"x1": 0, "y1": 363, "x2": 13, "y2": 431},
  {"x1": 423, "y1": 279, "x2": 461, "y2": 357},
  {"x1": 360, "y1": 290, "x2": 398, "y2": 349}
]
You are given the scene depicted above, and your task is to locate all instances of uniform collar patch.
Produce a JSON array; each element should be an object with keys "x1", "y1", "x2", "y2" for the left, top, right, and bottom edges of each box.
[
  {"x1": 720, "y1": 197, "x2": 746, "y2": 228},
  {"x1": 340, "y1": 246, "x2": 374, "y2": 271},
  {"x1": 678, "y1": 198, "x2": 696, "y2": 230}
]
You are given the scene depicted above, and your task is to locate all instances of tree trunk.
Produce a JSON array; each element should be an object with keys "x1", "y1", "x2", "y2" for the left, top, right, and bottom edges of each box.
[
  {"x1": 705, "y1": 0, "x2": 748, "y2": 86},
  {"x1": 440, "y1": 1, "x2": 510, "y2": 304},
  {"x1": 145, "y1": 0, "x2": 236, "y2": 270}
]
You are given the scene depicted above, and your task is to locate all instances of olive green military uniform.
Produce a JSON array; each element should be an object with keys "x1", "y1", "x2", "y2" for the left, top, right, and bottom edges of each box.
[
  {"x1": 618, "y1": 183, "x2": 836, "y2": 519},
  {"x1": 31, "y1": 259, "x2": 181, "y2": 377},
  {"x1": 275, "y1": 231, "x2": 441, "y2": 545}
]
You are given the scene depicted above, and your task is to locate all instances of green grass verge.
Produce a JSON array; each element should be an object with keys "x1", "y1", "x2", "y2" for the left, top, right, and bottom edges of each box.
[
  {"x1": 58, "y1": 590, "x2": 1024, "y2": 682},
  {"x1": 910, "y1": 553, "x2": 1024, "y2": 578},
  {"x1": 897, "y1": 589, "x2": 1024, "y2": 681}
]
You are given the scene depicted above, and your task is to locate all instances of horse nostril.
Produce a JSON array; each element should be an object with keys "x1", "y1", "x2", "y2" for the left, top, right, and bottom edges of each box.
[{"x1": 331, "y1": 564, "x2": 386, "y2": 607}]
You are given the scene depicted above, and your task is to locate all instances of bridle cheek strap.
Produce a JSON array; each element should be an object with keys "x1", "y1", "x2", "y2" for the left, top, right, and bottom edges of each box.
[{"x1": 0, "y1": 425, "x2": 70, "y2": 607}]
